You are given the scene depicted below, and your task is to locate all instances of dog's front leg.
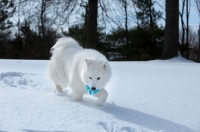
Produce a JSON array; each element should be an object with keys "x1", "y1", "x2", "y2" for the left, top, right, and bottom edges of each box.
[
  {"x1": 95, "y1": 88, "x2": 108, "y2": 106},
  {"x1": 55, "y1": 85, "x2": 63, "y2": 93},
  {"x1": 72, "y1": 87, "x2": 84, "y2": 101}
]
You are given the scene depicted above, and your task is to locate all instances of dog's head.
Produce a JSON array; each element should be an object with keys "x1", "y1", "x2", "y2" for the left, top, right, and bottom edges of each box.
[{"x1": 81, "y1": 59, "x2": 111, "y2": 91}]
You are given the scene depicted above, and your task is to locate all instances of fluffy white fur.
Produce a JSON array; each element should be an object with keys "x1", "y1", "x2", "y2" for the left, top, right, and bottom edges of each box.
[{"x1": 47, "y1": 37, "x2": 111, "y2": 105}]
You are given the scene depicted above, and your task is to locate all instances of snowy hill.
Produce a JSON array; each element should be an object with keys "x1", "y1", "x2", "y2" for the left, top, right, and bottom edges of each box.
[{"x1": 0, "y1": 58, "x2": 200, "y2": 132}]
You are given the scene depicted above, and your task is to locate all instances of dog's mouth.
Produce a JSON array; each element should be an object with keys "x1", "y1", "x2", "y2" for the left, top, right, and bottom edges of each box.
[{"x1": 85, "y1": 85, "x2": 99, "y2": 95}]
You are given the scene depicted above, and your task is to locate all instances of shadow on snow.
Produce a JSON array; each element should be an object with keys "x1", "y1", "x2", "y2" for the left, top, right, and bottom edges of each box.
[{"x1": 82, "y1": 97, "x2": 195, "y2": 132}]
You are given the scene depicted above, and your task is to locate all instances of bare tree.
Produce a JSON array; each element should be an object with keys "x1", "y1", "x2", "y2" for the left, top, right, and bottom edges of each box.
[
  {"x1": 52, "y1": 0, "x2": 79, "y2": 27},
  {"x1": 194, "y1": 0, "x2": 200, "y2": 58},
  {"x1": 179, "y1": 0, "x2": 186, "y2": 47},
  {"x1": 120, "y1": 0, "x2": 129, "y2": 59},
  {"x1": 86, "y1": 0, "x2": 98, "y2": 49},
  {"x1": 161, "y1": 0, "x2": 179, "y2": 59},
  {"x1": 40, "y1": 0, "x2": 53, "y2": 58},
  {"x1": 185, "y1": 0, "x2": 191, "y2": 59},
  {"x1": 194, "y1": 0, "x2": 200, "y2": 15},
  {"x1": 14, "y1": 0, "x2": 78, "y2": 58},
  {"x1": 188, "y1": 28, "x2": 199, "y2": 61}
]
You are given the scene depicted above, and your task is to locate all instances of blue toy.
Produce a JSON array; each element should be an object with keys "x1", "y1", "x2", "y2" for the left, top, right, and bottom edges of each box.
[{"x1": 85, "y1": 85, "x2": 100, "y2": 95}]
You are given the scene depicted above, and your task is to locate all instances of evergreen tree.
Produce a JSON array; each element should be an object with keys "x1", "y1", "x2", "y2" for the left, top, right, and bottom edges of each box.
[
  {"x1": 0, "y1": 0, "x2": 15, "y2": 41},
  {"x1": 0, "y1": 0, "x2": 15, "y2": 58},
  {"x1": 133, "y1": 0, "x2": 162, "y2": 28}
]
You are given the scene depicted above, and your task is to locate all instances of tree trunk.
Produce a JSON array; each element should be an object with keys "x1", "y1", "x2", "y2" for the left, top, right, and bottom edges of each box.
[
  {"x1": 41, "y1": 0, "x2": 49, "y2": 59},
  {"x1": 149, "y1": 0, "x2": 153, "y2": 28},
  {"x1": 186, "y1": 0, "x2": 190, "y2": 59},
  {"x1": 123, "y1": 0, "x2": 129, "y2": 59},
  {"x1": 180, "y1": 0, "x2": 186, "y2": 57},
  {"x1": 161, "y1": 0, "x2": 179, "y2": 59},
  {"x1": 86, "y1": 0, "x2": 98, "y2": 49},
  {"x1": 198, "y1": 25, "x2": 200, "y2": 61}
]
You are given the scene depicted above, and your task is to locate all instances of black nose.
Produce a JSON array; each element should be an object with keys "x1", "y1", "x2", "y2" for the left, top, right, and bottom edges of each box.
[{"x1": 91, "y1": 87, "x2": 96, "y2": 90}]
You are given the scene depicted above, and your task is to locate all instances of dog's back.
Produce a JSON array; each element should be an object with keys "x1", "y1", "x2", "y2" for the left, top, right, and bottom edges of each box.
[
  {"x1": 50, "y1": 37, "x2": 81, "y2": 54},
  {"x1": 48, "y1": 37, "x2": 82, "y2": 89}
]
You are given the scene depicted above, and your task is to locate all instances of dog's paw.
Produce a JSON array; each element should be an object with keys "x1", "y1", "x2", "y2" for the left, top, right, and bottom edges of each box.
[
  {"x1": 56, "y1": 85, "x2": 63, "y2": 93},
  {"x1": 96, "y1": 99, "x2": 105, "y2": 106},
  {"x1": 73, "y1": 97, "x2": 83, "y2": 101},
  {"x1": 73, "y1": 94, "x2": 83, "y2": 101}
]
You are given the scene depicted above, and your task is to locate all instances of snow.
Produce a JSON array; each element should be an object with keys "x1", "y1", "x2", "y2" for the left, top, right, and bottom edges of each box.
[{"x1": 0, "y1": 57, "x2": 200, "y2": 132}]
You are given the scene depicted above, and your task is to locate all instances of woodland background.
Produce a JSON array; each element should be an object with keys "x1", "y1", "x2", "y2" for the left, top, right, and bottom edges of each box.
[{"x1": 0, "y1": 0, "x2": 200, "y2": 61}]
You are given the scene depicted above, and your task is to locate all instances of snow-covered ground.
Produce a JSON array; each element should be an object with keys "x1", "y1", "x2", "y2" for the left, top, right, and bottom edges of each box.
[{"x1": 0, "y1": 57, "x2": 200, "y2": 132}]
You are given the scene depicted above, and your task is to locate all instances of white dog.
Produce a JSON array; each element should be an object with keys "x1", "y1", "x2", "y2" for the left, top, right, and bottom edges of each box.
[{"x1": 47, "y1": 37, "x2": 111, "y2": 105}]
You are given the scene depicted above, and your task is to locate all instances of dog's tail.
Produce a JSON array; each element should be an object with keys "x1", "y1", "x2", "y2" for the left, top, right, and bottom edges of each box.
[{"x1": 50, "y1": 37, "x2": 81, "y2": 54}]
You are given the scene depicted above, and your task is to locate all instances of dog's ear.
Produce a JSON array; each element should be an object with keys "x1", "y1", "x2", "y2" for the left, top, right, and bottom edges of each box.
[
  {"x1": 85, "y1": 59, "x2": 92, "y2": 66},
  {"x1": 100, "y1": 60, "x2": 107, "y2": 70}
]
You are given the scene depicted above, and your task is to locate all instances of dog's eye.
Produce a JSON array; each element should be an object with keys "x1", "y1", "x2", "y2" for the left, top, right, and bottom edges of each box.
[
  {"x1": 89, "y1": 77, "x2": 92, "y2": 79},
  {"x1": 97, "y1": 77, "x2": 100, "y2": 80}
]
